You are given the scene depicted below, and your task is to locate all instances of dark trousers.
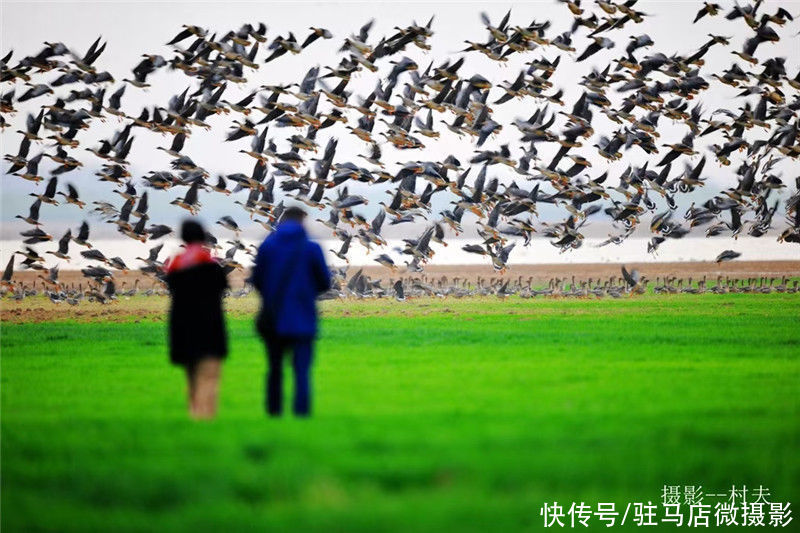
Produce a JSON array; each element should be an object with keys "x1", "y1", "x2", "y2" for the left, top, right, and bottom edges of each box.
[{"x1": 266, "y1": 337, "x2": 313, "y2": 416}]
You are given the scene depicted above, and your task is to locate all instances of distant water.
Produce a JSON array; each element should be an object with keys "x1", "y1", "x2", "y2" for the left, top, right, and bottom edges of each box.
[{"x1": 2, "y1": 236, "x2": 797, "y2": 271}]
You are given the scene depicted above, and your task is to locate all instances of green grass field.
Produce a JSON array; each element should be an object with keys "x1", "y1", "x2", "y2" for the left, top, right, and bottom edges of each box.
[{"x1": 2, "y1": 294, "x2": 799, "y2": 532}]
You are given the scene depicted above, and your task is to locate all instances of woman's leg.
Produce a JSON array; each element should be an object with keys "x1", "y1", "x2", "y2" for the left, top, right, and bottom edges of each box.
[
  {"x1": 193, "y1": 358, "x2": 221, "y2": 419},
  {"x1": 185, "y1": 362, "x2": 198, "y2": 416}
]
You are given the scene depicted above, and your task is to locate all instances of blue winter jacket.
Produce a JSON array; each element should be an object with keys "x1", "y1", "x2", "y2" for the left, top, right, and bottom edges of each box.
[{"x1": 251, "y1": 221, "x2": 331, "y2": 338}]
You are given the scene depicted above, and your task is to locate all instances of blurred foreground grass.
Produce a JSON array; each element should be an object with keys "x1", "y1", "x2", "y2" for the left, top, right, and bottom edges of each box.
[{"x1": 2, "y1": 294, "x2": 798, "y2": 531}]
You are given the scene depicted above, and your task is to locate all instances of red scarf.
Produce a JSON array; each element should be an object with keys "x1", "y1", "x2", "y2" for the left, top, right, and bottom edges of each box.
[{"x1": 165, "y1": 244, "x2": 216, "y2": 274}]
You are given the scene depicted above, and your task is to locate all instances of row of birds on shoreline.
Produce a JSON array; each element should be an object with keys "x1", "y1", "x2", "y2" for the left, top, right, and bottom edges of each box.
[
  {"x1": 3, "y1": 264, "x2": 798, "y2": 304},
  {"x1": 2, "y1": 0, "x2": 800, "y2": 303}
]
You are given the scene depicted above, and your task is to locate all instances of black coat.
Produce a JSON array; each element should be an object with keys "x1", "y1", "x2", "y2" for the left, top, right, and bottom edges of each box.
[{"x1": 165, "y1": 262, "x2": 228, "y2": 366}]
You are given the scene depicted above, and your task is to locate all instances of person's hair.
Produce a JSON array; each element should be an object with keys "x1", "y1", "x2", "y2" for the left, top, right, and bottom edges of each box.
[
  {"x1": 281, "y1": 206, "x2": 307, "y2": 222},
  {"x1": 181, "y1": 220, "x2": 206, "y2": 244}
]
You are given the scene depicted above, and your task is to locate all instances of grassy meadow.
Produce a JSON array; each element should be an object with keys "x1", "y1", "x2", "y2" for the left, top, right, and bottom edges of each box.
[{"x1": 2, "y1": 294, "x2": 799, "y2": 531}]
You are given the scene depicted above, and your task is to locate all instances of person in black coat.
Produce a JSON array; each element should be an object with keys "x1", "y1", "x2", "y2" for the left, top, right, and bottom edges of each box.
[{"x1": 165, "y1": 220, "x2": 228, "y2": 419}]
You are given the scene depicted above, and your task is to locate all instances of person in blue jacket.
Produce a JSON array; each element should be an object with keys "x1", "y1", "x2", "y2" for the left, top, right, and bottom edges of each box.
[{"x1": 251, "y1": 206, "x2": 331, "y2": 416}]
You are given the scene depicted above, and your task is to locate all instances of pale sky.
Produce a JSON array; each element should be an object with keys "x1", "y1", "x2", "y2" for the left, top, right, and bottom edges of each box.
[{"x1": 1, "y1": 0, "x2": 799, "y2": 267}]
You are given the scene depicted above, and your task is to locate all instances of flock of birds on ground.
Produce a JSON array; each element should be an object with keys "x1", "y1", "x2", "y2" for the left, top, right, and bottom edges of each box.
[
  {"x1": 1, "y1": 0, "x2": 799, "y2": 304},
  {"x1": 3, "y1": 265, "x2": 798, "y2": 304}
]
